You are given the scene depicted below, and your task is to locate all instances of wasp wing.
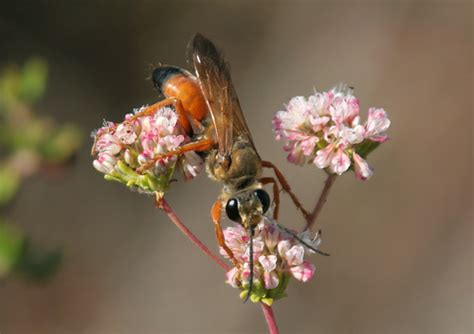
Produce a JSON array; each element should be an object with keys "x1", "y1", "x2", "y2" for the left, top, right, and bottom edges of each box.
[{"x1": 188, "y1": 33, "x2": 258, "y2": 157}]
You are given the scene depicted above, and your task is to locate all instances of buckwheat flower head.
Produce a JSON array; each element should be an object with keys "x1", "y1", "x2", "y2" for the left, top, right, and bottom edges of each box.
[
  {"x1": 273, "y1": 84, "x2": 391, "y2": 180},
  {"x1": 221, "y1": 219, "x2": 320, "y2": 305},
  {"x1": 92, "y1": 106, "x2": 203, "y2": 193}
]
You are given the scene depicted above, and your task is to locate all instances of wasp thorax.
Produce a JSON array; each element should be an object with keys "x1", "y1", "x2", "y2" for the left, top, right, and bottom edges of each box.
[{"x1": 206, "y1": 139, "x2": 262, "y2": 191}]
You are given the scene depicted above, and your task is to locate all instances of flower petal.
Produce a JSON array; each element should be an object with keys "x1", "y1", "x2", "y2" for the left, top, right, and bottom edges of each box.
[
  {"x1": 313, "y1": 144, "x2": 335, "y2": 169},
  {"x1": 263, "y1": 271, "x2": 280, "y2": 290},
  {"x1": 258, "y1": 255, "x2": 278, "y2": 272},
  {"x1": 365, "y1": 108, "x2": 390, "y2": 142},
  {"x1": 329, "y1": 148, "x2": 351, "y2": 175},
  {"x1": 290, "y1": 261, "x2": 315, "y2": 282},
  {"x1": 284, "y1": 245, "x2": 305, "y2": 266},
  {"x1": 353, "y1": 152, "x2": 374, "y2": 181},
  {"x1": 226, "y1": 267, "x2": 240, "y2": 288}
]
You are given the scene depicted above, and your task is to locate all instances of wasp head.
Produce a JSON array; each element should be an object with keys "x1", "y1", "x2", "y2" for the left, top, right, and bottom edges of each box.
[{"x1": 224, "y1": 188, "x2": 270, "y2": 228}]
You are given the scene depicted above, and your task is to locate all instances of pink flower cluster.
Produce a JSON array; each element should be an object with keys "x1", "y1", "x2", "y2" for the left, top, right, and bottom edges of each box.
[
  {"x1": 222, "y1": 220, "x2": 319, "y2": 304},
  {"x1": 273, "y1": 85, "x2": 390, "y2": 180},
  {"x1": 92, "y1": 106, "x2": 202, "y2": 192}
]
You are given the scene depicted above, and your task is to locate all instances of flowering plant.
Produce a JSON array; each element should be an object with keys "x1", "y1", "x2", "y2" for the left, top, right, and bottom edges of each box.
[
  {"x1": 91, "y1": 83, "x2": 390, "y2": 334},
  {"x1": 222, "y1": 219, "x2": 321, "y2": 305},
  {"x1": 273, "y1": 84, "x2": 390, "y2": 180},
  {"x1": 0, "y1": 59, "x2": 82, "y2": 280},
  {"x1": 92, "y1": 106, "x2": 202, "y2": 194}
]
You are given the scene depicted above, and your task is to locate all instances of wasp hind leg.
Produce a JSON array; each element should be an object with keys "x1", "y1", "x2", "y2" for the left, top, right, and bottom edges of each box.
[
  {"x1": 262, "y1": 160, "x2": 310, "y2": 222},
  {"x1": 129, "y1": 97, "x2": 192, "y2": 134}
]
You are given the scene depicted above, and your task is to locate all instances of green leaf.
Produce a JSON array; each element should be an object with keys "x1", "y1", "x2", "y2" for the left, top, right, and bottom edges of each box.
[
  {"x1": 0, "y1": 65, "x2": 21, "y2": 110},
  {"x1": 267, "y1": 273, "x2": 291, "y2": 300},
  {"x1": 18, "y1": 58, "x2": 48, "y2": 103},
  {"x1": 353, "y1": 140, "x2": 381, "y2": 159},
  {"x1": 0, "y1": 166, "x2": 21, "y2": 205},
  {"x1": 13, "y1": 239, "x2": 62, "y2": 281},
  {"x1": 40, "y1": 124, "x2": 83, "y2": 163},
  {"x1": 0, "y1": 221, "x2": 25, "y2": 277}
]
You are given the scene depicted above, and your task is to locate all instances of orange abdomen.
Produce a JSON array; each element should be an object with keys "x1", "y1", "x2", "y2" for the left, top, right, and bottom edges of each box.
[
  {"x1": 152, "y1": 66, "x2": 208, "y2": 134},
  {"x1": 163, "y1": 74, "x2": 208, "y2": 123}
]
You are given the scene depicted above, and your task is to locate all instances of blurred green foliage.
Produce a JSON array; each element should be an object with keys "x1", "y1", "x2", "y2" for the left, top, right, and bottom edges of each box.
[{"x1": 0, "y1": 58, "x2": 81, "y2": 281}]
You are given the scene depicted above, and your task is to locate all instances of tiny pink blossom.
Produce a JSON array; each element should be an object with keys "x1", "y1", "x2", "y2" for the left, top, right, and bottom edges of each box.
[
  {"x1": 115, "y1": 123, "x2": 137, "y2": 145},
  {"x1": 329, "y1": 148, "x2": 351, "y2": 175},
  {"x1": 277, "y1": 239, "x2": 292, "y2": 258},
  {"x1": 353, "y1": 153, "x2": 374, "y2": 180},
  {"x1": 365, "y1": 107, "x2": 391, "y2": 142},
  {"x1": 95, "y1": 133, "x2": 122, "y2": 155},
  {"x1": 313, "y1": 144, "x2": 334, "y2": 169},
  {"x1": 137, "y1": 150, "x2": 153, "y2": 166},
  {"x1": 285, "y1": 144, "x2": 305, "y2": 165},
  {"x1": 226, "y1": 267, "x2": 240, "y2": 288},
  {"x1": 123, "y1": 149, "x2": 136, "y2": 167},
  {"x1": 283, "y1": 245, "x2": 305, "y2": 266},
  {"x1": 290, "y1": 261, "x2": 315, "y2": 282},
  {"x1": 259, "y1": 255, "x2": 278, "y2": 272},
  {"x1": 263, "y1": 225, "x2": 281, "y2": 251},
  {"x1": 339, "y1": 125, "x2": 365, "y2": 145},
  {"x1": 263, "y1": 271, "x2": 280, "y2": 290},
  {"x1": 93, "y1": 152, "x2": 117, "y2": 174},
  {"x1": 241, "y1": 262, "x2": 260, "y2": 283},
  {"x1": 180, "y1": 151, "x2": 203, "y2": 180},
  {"x1": 299, "y1": 136, "x2": 319, "y2": 156}
]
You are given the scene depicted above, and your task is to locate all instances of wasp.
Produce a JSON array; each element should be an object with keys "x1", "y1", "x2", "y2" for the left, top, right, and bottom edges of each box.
[{"x1": 132, "y1": 34, "x2": 327, "y2": 300}]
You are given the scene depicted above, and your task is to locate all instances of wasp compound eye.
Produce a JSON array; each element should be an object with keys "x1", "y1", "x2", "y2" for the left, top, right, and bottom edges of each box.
[
  {"x1": 225, "y1": 198, "x2": 241, "y2": 222},
  {"x1": 254, "y1": 189, "x2": 270, "y2": 214}
]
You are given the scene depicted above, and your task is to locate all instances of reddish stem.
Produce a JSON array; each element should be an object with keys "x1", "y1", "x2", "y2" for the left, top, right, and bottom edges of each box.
[
  {"x1": 157, "y1": 196, "x2": 229, "y2": 270},
  {"x1": 261, "y1": 304, "x2": 280, "y2": 334},
  {"x1": 305, "y1": 174, "x2": 337, "y2": 231},
  {"x1": 157, "y1": 196, "x2": 279, "y2": 334}
]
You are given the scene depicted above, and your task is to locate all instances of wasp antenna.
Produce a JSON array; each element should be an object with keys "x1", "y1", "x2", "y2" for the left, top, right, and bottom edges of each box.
[
  {"x1": 268, "y1": 219, "x2": 330, "y2": 256},
  {"x1": 243, "y1": 223, "x2": 255, "y2": 303}
]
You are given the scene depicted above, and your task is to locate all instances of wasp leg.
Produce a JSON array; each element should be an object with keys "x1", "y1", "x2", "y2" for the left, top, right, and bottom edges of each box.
[
  {"x1": 259, "y1": 177, "x2": 280, "y2": 220},
  {"x1": 261, "y1": 160, "x2": 310, "y2": 221},
  {"x1": 129, "y1": 97, "x2": 192, "y2": 134},
  {"x1": 136, "y1": 138, "x2": 214, "y2": 173},
  {"x1": 211, "y1": 200, "x2": 239, "y2": 267}
]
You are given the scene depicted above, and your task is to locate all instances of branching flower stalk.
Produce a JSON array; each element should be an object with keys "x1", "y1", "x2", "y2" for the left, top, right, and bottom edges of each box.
[
  {"x1": 305, "y1": 173, "x2": 337, "y2": 232},
  {"x1": 91, "y1": 83, "x2": 390, "y2": 334},
  {"x1": 156, "y1": 195, "x2": 229, "y2": 271},
  {"x1": 157, "y1": 196, "x2": 279, "y2": 334},
  {"x1": 272, "y1": 84, "x2": 391, "y2": 231}
]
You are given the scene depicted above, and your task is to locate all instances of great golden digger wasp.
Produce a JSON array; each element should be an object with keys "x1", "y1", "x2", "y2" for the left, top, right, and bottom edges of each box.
[{"x1": 131, "y1": 34, "x2": 328, "y2": 301}]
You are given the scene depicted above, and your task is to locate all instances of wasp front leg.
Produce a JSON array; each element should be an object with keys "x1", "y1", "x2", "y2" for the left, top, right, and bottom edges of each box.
[
  {"x1": 262, "y1": 160, "x2": 310, "y2": 221},
  {"x1": 211, "y1": 200, "x2": 239, "y2": 267},
  {"x1": 259, "y1": 177, "x2": 281, "y2": 220},
  {"x1": 136, "y1": 138, "x2": 214, "y2": 174}
]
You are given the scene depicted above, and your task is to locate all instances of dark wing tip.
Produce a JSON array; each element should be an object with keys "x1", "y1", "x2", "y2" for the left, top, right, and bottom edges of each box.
[{"x1": 187, "y1": 33, "x2": 221, "y2": 65}]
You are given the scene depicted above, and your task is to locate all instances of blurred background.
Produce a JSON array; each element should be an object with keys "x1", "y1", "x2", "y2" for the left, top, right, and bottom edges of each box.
[{"x1": 0, "y1": 1, "x2": 472, "y2": 333}]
